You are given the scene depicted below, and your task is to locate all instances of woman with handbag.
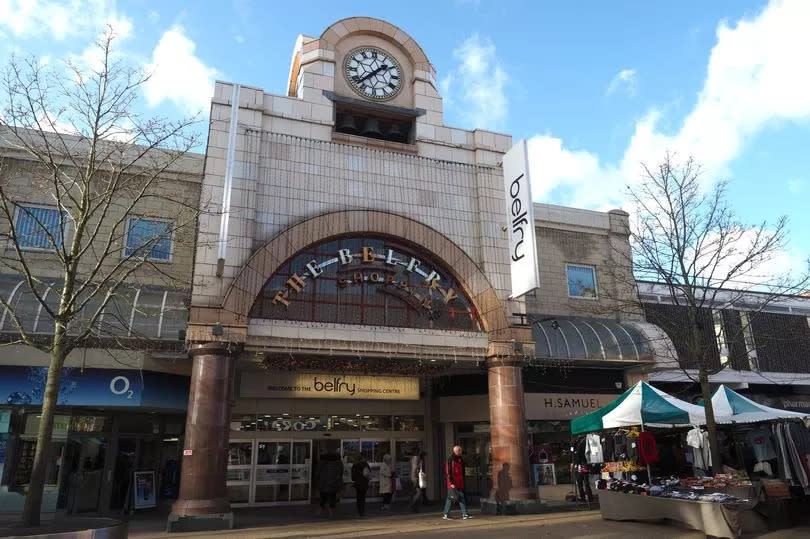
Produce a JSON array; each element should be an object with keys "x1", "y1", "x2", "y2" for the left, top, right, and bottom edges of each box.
[
  {"x1": 379, "y1": 453, "x2": 394, "y2": 510},
  {"x1": 409, "y1": 451, "x2": 427, "y2": 512}
]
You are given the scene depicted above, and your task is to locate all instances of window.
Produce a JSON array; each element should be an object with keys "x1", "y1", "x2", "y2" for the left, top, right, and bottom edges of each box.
[
  {"x1": 124, "y1": 218, "x2": 172, "y2": 262},
  {"x1": 13, "y1": 204, "x2": 67, "y2": 250},
  {"x1": 739, "y1": 311, "x2": 759, "y2": 371},
  {"x1": 566, "y1": 264, "x2": 597, "y2": 299},
  {"x1": 712, "y1": 309, "x2": 729, "y2": 367}
]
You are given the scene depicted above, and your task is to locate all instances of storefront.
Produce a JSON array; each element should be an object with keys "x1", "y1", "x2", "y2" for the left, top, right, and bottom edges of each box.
[
  {"x1": 223, "y1": 370, "x2": 428, "y2": 507},
  {"x1": 0, "y1": 366, "x2": 189, "y2": 517}
]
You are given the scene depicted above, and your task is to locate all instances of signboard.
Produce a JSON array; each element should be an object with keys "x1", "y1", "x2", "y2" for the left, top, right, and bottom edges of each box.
[
  {"x1": 525, "y1": 393, "x2": 620, "y2": 421},
  {"x1": 0, "y1": 366, "x2": 189, "y2": 410},
  {"x1": 240, "y1": 372, "x2": 419, "y2": 401},
  {"x1": 502, "y1": 139, "x2": 539, "y2": 298},
  {"x1": 133, "y1": 471, "x2": 157, "y2": 509},
  {"x1": 533, "y1": 463, "x2": 556, "y2": 486}
]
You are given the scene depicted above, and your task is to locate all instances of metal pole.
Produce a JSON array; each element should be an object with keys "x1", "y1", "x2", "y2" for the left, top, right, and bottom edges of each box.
[{"x1": 640, "y1": 420, "x2": 652, "y2": 483}]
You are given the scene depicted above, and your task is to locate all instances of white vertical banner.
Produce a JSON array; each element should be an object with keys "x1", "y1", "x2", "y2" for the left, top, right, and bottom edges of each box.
[{"x1": 502, "y1": 139, "x2": 539, "y2": 298}]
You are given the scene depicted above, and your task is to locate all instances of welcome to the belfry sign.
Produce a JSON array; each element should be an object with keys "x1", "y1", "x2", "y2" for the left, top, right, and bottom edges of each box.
[
  {"x1": 502, "y1": 139, "x2": 539, "y2": 298},
  {"x1": 241, "y1": 372, "x2": 420, "y2": 400}
]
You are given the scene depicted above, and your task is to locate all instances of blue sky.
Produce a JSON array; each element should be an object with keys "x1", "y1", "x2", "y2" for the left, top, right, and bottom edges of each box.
[{"x1": 1, "y1": 0, "x2": 808, "y2": 275}]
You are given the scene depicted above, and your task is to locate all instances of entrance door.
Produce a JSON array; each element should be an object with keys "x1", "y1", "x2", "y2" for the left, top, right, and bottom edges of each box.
[
  {"x1": 62, "y1": 436, "x2": 107, "y2": 513},
  {"x1": 340, "y1": 439, "x2": 390, "y2": 499},
  {"x1": 226, "y1": 439, "x2": 312, "y2": 506},
  {"x1": 457, "y1": 435, "x2": 491, "y2": 498}
]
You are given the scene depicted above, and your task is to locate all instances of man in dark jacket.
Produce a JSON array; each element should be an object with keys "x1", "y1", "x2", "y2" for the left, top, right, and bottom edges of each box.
[
  {"x1": 317, "y1": 447, "x2": 344, "y2": 517},
  {"x1": 351, "y1": 455, "x2": 371, "y2": 517},
  {"x1": 442, "y1": 445, "x2": 471, "y2": 520}
]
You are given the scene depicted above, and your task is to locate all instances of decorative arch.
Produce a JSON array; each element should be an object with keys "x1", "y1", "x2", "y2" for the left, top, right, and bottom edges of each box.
[
  {"x1": 221, "y1": 211, "x2": 508, "y2": 333},
  {"x1": 319, "y1": 17, "x2": 431, "y2": 69}
]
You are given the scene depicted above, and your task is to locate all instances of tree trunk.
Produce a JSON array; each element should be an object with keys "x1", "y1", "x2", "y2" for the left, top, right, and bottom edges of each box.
[
  {"x1": 21, "y1": 340, "x2": 67, "y2": 527},
  {"x1": 699, "y1": 368, "x2": 722, "y2": 474}
]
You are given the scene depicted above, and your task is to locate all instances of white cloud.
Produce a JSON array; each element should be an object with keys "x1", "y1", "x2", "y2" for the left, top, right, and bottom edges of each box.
[
  {"x1": 441, "y1": 34, "x2": 508, "y2": 130},
  {"x1": 143, "y1": 26, "x2": 220, "y2": 115},
  {"x1": 0, "y1": 0, "x2": 131, "y2": 41},
  {"x1": 528, "y1": 0, "x2": 810, "y2": 211},
  {"x1": 606, "y1": 68, "x2": 637, "y2": 96}
]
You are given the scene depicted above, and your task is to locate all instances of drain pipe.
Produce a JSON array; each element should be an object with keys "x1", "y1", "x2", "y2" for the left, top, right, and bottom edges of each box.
[{"x1": 216, "y1": 83, "x2": 241, "y2": 277}]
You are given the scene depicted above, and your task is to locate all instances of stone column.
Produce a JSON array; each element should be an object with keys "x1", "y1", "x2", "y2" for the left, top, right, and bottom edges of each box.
[
  {"x1": 168, "y1": 342, "x2": 237, "y2": 532},
  {"x1": 487, "y1": 355, "x2": 532, "y2": 502}
]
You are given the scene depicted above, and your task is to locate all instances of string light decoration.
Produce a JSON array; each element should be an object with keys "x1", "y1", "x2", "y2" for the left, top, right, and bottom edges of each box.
[{"x1": 258, "y1": 352, "x2": 453, "y2": 376}]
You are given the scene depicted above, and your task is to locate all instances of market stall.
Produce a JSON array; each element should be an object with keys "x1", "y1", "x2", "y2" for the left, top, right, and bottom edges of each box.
[{"x1": 570, "y1": 382, "x2": 767, "y2": 538}]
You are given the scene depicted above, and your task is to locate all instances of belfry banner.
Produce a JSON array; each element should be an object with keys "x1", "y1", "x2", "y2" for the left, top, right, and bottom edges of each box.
[
  {"x1": 241, "y1": 372, "x2": 420, "y2": 400},
  {"x1": 502, "y1": 139, "x2": 540, "y2": 298}
]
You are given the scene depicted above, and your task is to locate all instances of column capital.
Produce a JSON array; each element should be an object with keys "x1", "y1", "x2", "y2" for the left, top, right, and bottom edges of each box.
[
  {"x1": 188, "y1": 341, "x2": 242, "y2": 358},
  {"x1": 486, "y1": 355, "x2": 525, "y2": 368}
]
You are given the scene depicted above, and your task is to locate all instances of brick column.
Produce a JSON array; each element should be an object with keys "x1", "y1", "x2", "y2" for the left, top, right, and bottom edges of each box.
[
  {"x1": 168, "y1": 342, "x2": 237, "y2": 532},
  {"x1": 487, "y1": 355, "x2": 532, "y2": 501}
]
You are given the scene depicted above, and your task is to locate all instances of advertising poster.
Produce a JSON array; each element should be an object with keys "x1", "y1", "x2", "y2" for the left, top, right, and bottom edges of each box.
[
  {"x1": 134, "y1": 470, "x2": 157, "y2": 509},
  {"x1": 534, "y1": 463, "x2": 556, "y2": 486}
]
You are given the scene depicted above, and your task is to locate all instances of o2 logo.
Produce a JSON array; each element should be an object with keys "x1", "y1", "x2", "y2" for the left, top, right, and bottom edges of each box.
[
  {"x1": 271, "y1": 419, "x2": 317, "y2": 431},
  {"x1": 109, "y1": 376, "x2": 135, "y2": 400}
]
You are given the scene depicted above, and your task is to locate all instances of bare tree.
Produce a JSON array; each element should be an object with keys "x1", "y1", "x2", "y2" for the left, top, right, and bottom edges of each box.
[
  {"x1": 0, "y1": 28, "x2": 201, "y2": 526},
  {"x1": 617, "y1": 154, "x2": 809, "y2": 469}
]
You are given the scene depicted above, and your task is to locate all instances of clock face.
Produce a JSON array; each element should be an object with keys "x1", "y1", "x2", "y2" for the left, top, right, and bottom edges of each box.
[{"x1": 344, "y1": 47, "x2": 402, "y2": 101}]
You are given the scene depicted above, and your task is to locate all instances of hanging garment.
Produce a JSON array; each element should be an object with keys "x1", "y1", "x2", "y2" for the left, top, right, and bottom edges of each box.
[
  {"x1": 784, "y1": 424, "x2": 809, "y2": 489},
  {"x1": 613, "y1": 433, "x2": 628, "y2": 460},
  {"x1": 746, "y1": 427, "x2": 778, "y2": 461},
  {"x1": 687, "y1": 427, "x2": 705, "y2": 470},
  {"x1": 701, "y1": 430, "x2": 712, "y2": 469},
  {"x1": 602, "y1": 435, "x2": 615, "y2": 462},
  {"x1": 773, "y1": 423, "x2": 792, "y2": 483},
  {"x1": 638, "y1": 431, "x2": 660, "y2": 465},
  {"x1": 753, "y1": 461, "x2": 774, "y2": 477},
  {"x1": 625, "y1": 432, "x2": 639, "y2": 462},
  {"x1": 586, "y1": 433, "x2": 604, "y2": 464}
]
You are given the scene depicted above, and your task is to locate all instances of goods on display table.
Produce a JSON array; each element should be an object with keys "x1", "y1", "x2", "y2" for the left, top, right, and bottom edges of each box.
[{"x1": 568, "y1": 383, "x2": 810, "y2": 538}]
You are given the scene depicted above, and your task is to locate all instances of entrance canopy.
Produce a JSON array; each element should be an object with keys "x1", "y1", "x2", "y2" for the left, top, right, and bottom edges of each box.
[
  {"x1": 571, "y1": 381, "x2": 712, "y2": 434},
  {"x1": 711, "y1": 385, "x2": 809, "y2": 424}
]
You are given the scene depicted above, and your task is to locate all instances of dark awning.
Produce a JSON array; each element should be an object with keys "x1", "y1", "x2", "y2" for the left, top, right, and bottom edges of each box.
[
  {"x1": 0, "y1": 273, "x2": 189, "y2": 341},
  {"x1": 530, "y1": 314, "x2": 657, "y2": 363}
]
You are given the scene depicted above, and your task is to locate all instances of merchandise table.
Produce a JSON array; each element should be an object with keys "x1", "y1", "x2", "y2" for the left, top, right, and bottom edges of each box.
[{"x1": 598, "y1": 489, "x2": 766, "y2": 538}]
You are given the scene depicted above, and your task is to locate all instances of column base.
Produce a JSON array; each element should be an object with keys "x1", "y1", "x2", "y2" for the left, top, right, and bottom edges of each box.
[
  {"x1": 166, "y1": 511, "x2": 233, "y2": 533},
  {"x1": 480, "y1": 498, "x2": 548, "y2": 516}
]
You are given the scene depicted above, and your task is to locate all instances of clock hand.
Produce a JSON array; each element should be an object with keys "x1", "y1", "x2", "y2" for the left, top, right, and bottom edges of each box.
[{"x1": 358, "y1": 64, "x2": 389, "y2": 83}]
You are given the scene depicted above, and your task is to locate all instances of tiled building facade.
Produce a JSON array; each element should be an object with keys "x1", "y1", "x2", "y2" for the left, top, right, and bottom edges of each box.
[{"x1": 169, "y1": 17, "x2": 667, "y2": 530}]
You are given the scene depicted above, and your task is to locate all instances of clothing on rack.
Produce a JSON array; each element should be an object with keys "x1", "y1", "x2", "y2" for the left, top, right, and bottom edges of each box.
[
  {"x1": 602, "y1": 435, "x2": 615, "y2": 462},
  {"x1": 586, "y1": 433, "x2": 604, "y2": 464},
  {"x1": 638, "y1": 431, "x2": 659, "y2": 465},
  {"x1": 686, "y1": 426, "x2": 705, "y2": 470},
  {"x1": 701, "y1": 430, "x2": 712, "y2": 469},
  {"x1": 613, "y1": 433, "x2": 628, "y2": 460},
  {"x1": 746, "y1": 427, "x2": 777, "y2": 461}
]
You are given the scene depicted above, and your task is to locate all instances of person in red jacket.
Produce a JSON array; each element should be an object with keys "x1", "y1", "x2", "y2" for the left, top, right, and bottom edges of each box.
[{"x1": 442, "y1": 445, "x2": 471, "y2": 520}]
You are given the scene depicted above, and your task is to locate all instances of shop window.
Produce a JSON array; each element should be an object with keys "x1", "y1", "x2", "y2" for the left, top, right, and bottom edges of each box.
[
  {"x1": 231, "y1": 415, "x2": 257, "y2": 431},
  {"x1": 249, "y1": 236, "x2": 482, "y2": 332},
  {"x1": 328, "y1": 415, "x2": 364, "y2": 431},
  {"x1": 393, "y1": 415, "x2": 424, "y2": 432},
  {"x1": 13, "y1": 204, "x2": 68, "y2": 250},
  {"x1": 117, "y1": 415, "x2": 159, "y2": 434},
  {"x1": 124, "y1": 217, "x2": 173, "y2": 262},
  {"x1": 566, "y1": 264, "x2": 598, "y2": 299},
  {"x1": 256, "y1": 414, "x2": 326, "y2": 432},
  {"x1": 70, "y1": 415, "x2": 106, "y2": 433}
]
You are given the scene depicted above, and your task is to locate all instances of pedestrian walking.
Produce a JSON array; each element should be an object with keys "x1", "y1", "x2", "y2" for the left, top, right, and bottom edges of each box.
[
  {"x1": 409, "y1": 450, "x2": 427, "y2": 512},
  {"x1": 316, "y1": 446, "x2": 344, "y2": 517},
  {"x1": 351, "y1": 454, "x2": 371, "y2": 517},
  {"x1": 442, "y1": 445, "x2": 471, "y2": 520},
  {"x1": 379, "y1": 453, "x2": 394, "y2": 510}
]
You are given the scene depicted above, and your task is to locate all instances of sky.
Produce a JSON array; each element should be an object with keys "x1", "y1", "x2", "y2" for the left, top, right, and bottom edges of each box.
[{"x1": 1, "y1": 0, "x2": 808, "y2": 277}]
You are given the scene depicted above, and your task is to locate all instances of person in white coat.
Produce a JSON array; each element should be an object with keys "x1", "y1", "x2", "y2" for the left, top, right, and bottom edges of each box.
[{"x1": 379, "y1": 454, "x2": 394, "y2": 510}]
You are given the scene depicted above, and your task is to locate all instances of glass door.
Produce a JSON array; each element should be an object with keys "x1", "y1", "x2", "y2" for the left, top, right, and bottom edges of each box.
[
  {"x1": 340, "y1": 438, "x2": 390, "y2": 499},
  {"x1": 254, "y1": 441, "x2": 291, "y2": 504},
  {"x1": 226, "y1": 440, "x2": 252, "y2": 506},
  {"x1": 290, "y1": 441, "x2": 312, "y2": 502}
]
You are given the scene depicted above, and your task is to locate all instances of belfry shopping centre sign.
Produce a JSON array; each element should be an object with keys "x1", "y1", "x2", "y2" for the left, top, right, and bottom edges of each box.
[
  {"x1": 241, "y1": 372, "x2": 419, "y2": 400},
  {"x1": 270, "y1": 243, "x2": 460, "y2": 318}
]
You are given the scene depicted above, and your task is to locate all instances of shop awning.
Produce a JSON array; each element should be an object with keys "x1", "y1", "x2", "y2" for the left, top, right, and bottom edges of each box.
[
  {"x1": 711, "y1": 385, "x2": 810, "y2": 424},
  {"x1": 530, "y1": 314, "x2": 657, "y2": 363},
  {"x1": 571, "y1": 381, "x2": 713, "y2": 434},
  {"x1": 0, "y1": 273, "x2": 189, "y2": 341}
]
